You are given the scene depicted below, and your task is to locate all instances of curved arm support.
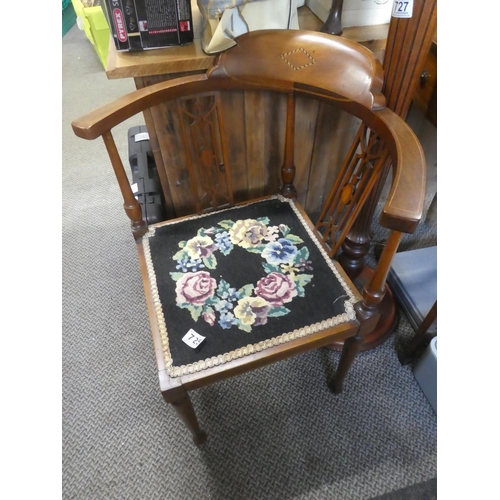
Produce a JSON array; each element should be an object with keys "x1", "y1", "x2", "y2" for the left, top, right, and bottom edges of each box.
[
  {"x1": 375, "y1": 108, "x2": 427, "y2": 234},
  {"x1": 72, "y1": 74, "x2": 210, "y2": 140}
]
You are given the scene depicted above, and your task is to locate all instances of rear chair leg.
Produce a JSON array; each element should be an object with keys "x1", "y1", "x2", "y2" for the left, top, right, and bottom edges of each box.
[{"x1": 162, "y1": 385, "x2": 207, "y2": 445}]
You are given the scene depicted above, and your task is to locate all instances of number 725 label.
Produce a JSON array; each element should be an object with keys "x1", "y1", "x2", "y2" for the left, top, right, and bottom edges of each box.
[
  {"x1": 392, "y1": 0, "x2": 413, "y2": 18},
  {"x1": 182, "y1": 329, "x2": 206, "y2": 349}
]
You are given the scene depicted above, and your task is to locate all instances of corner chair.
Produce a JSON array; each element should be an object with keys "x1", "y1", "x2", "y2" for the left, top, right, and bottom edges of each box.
[{"x1": 71, "y1": 29, "x2": 426, "y2": 444}]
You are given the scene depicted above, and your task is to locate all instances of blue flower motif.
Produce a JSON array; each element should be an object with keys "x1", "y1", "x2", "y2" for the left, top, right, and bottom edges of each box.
[
  {"x1": 175, "y1": 258, "x2": 190, "y2": 272},
  {"x1": 214, "y1": 299, "x2": 233, "y2": 312},
  {"x1": 185, "y1": 259, "x2": 205, "y2": 272},
  {"x1": 218, "y1": 285, "x2": 239, "y2": 302},
  {"x1": 218, "y1": 312, "x2": 237, "y2": 329},
  {"x1": 262, "y1": 238, "x2": 298, "y2": 265},
  {"x1": 215, "y1": 231, "x2": 232, "y2": 254},
  {"x1": 226, "y1": 287, "x2": 240, "y2": 302}
]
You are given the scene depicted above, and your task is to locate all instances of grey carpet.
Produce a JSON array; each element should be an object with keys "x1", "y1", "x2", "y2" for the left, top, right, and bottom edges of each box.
[
  {"x1": 62, "y1": 25, "x2": 437, "y2": 500},
  {"x1": 371, "y1": 478, "x2": 437, "y2": 500}
]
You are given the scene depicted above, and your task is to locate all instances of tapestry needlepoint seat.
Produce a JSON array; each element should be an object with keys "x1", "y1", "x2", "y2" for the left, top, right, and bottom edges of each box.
[{"x1": 144, "y1": 196, "x2": 357, "y2": 378}]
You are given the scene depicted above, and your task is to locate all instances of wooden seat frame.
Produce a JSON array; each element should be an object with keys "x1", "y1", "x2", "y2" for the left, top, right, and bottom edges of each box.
[{"x1": 72, "y1": 30, "x2": 426, "y2": 445}]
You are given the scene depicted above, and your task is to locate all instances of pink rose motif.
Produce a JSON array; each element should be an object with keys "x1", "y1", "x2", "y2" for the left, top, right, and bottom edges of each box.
[
  {"x1": 255, "y1": 272, "x2": 298, "y2": 307},
  {"x1": 203, "y1": 309, "x2": 216, "y2": 326},
  {"x1": 175, "y1": 271, "x2": 216, "y2": 306}
]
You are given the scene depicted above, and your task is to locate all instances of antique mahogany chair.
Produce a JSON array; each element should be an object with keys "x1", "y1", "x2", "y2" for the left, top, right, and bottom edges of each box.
[{"x1": 71, "y1": 30, "x2": 425, "y2": 444}]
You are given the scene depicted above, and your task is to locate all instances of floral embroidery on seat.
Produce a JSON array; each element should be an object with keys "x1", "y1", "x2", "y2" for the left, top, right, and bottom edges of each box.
[{"x1": 170, "y1": 217, "x2": 314, "y2": 332}]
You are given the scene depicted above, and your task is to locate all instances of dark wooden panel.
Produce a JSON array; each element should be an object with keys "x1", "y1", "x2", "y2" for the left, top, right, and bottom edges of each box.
[{"x1": 131, "y1": 85, "x2": 364, "y2": 218}]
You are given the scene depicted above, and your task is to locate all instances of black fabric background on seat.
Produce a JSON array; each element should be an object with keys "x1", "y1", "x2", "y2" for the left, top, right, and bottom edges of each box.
[{"x1": 147, "y1": 199, "x2": 350, "y2": 368}]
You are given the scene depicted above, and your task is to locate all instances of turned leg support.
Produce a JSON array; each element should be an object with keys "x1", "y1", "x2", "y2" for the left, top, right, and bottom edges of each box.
[
  {"x1": 331, "y1": 230, "x2": 403, "y2": 393},
  {"x1": 162, "y1": 381, "x2": 207, "y2": 445}
]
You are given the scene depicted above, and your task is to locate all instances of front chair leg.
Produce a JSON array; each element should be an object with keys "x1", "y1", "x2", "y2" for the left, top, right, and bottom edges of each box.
[
  {"x1": 329, "y1": 311, "x2": 380, "y2": 394},
  {"x1": 162, "y1": 384, "x2": 207, "y2": 445},
  {"x1": 331, "y1": 230, "x2": 404, "y2": 392},
  {"x1": 329, "y1": 333, "x2": 364, "y2": 394}
]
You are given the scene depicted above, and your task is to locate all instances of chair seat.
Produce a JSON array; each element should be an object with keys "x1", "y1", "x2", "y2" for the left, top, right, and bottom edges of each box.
[{"x1": 142, "y1": 196, "x2": 358, "y2": 377}]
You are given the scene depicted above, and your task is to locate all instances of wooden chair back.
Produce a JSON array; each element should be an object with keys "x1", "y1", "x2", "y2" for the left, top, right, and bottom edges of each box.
[{"x1": 72, "y1": 30, "x2": 425, "y2": 250}]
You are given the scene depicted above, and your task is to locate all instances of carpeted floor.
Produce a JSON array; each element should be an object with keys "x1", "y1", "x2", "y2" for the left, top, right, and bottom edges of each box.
[{"x1": 62, "y1": 25, "x2": 437, "y2": 500}]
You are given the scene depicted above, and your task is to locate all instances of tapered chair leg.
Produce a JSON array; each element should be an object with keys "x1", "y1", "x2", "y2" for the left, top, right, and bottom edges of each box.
[
  {"x1": 162, "y1": 386, "x2": 207, "y2": 445},
  {"x1": 329, "y1": 304, "x2": 381, "y2": 394},
  {"x1": 329, "y1": 333, "x2": 364, "y2": 394}
]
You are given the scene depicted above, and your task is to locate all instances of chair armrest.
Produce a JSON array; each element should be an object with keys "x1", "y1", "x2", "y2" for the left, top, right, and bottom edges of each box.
[
  {"x1": 375, "y1": 108, "x2": 427, "y2": 234},
  {"x1": 71, "y1": 74, "x2": 210, "y2": 140}
]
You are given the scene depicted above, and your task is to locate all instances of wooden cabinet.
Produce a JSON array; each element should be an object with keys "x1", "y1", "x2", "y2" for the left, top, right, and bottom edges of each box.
[{"x1": 412, "y1": 38, "x2": 437, "y2": 127}]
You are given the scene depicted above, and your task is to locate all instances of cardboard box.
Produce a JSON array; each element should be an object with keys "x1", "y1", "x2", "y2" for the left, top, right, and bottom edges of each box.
[
  {"x1": 102, "y1": 0, "x2": 194, "y2": 51},
  {"x1": 71, "y1": 0, "x2": 110, "y2": 68}
]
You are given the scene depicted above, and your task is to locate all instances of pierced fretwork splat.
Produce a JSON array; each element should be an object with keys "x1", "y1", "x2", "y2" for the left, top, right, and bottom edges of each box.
[
  {"x1": 315, "y1": 124, "x2": 389, "y2": 257},
  {"x1": 177, "y1": 93, "x2": 234, "y2": 213}
]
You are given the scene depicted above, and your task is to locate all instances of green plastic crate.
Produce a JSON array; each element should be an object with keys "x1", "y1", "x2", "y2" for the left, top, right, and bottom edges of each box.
[
  {"x1": 62, "y1": 0, "x2": 76, "y2": 37},
  {"x1": 71, "y1": 0, "x2": 110, "y2": 69}
]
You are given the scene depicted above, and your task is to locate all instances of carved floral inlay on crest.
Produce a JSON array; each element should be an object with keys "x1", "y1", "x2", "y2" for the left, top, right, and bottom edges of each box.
[{"x1": 281, "y1": 47, "x2": 316, "y2": 71}]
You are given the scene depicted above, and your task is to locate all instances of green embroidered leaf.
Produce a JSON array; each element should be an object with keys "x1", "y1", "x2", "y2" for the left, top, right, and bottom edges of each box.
[
  {"x1": 217, "y1": 279, "x2": 231, "y2": 297},
  {"x1": 295, "y1": 285, "x2": 305, "y2": 298},
  {"x1": 285, "y1": 234, "x2": 304, "y2": 245},
  {"x1": 268, "y1": 306, "x2": 291, "y2": 317},
  {"x1": 186, "y1": 304, "x2": 203, "y2": 322},
  {"x1": 237, "y1": 284, "x2": 254, "y2": 297},
  {"x1": 178, "y1": 241, "x2": 186, "y2": 248},
  {"x1": 204, "y1": 296, "x2": 219, "y2": 307},
  {"x1": 263, "y1": 262, "x2": 281, "y2": 274},
  {"x1": 297, "y1": 246, "x2": 310, "y2": 261},
  {"x1": 218, "y1": 243, "x2": 233, "y2": 256},
  {"x1": 173, "y1": 248, "x2": 188, "y2": 261},
  {"x1": 237, "y1": 322, "x2": 252, "y2": 333},
  {"x1": 203, "y1": 255, "x2": 217, "y2": 269},
  {"x1": 294, "y1": 274, "x2": 313, "y2": 287},
  {"x1": 170, "y1": 272, "x2": 185, "y2": 281},
  {"x1": 257, "y1": 216, "x2": 270, "y2": 225},
  {"x1": 218, "y1": 220, "x2": 235, "y2": 230},
  {"x1": 246, "y1": 244, "x2": 267, "y2": 254},
  {"x1": 280, "y1": 224, "x2": 290, "y2": 237}
]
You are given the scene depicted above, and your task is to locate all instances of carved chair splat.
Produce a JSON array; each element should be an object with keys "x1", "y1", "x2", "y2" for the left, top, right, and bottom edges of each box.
[{"x1": 72, "y1": 30, "x2": 425, "y2": 445}]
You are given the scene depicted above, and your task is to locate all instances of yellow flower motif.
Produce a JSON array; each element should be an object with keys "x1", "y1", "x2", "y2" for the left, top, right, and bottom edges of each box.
[
  {"x1": 280, "y1": 263, "x2": 300, "y2": 277},
  {"x1": 229, "y1": 219, "x2": 267, "y2": 248},
  {"x1": 234, "y1": 296, "x2": 271, "y2": 326},
  {"x1": 185, "y1": 235, "x2": 216, "y2": 260}
]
